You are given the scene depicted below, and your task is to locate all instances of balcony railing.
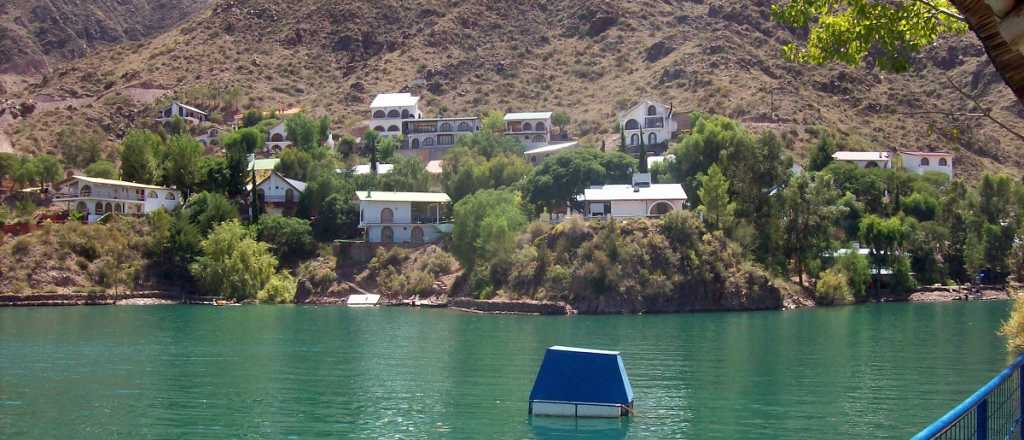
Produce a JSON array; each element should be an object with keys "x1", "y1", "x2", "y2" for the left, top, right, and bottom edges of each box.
[
  {"x1": 55, "y1": 190, "x2": 145, "y2": 202},
  {"x1": 362, "y1": 216, "x2": 453, "y2": 225}
]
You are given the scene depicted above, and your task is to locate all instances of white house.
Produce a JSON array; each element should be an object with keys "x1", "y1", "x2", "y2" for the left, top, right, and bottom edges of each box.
[
  {"x1": 265, "y1": 122, "x2": 291, "y2": 152},
  {"x1": 576, "y1": 173, "x2": 687, "y2": 219},
  {"x1": 617, "y1": 100, "x2": 677, "y2": 149},
  {"x1": 901, "y1": 151, "x2": 953, "y2": 177},
  {"x1": 524, "y1": 141, "x2": 580, "y2": 164},
  {"x1": 157, "y1": 101, "x2": 208, "y2": 123},
  {"x1": 196, "y1": 126, "x2": 223, "y2": 148},
  {"x1": 832, "y1": 151, "x2": 892, "y2": 169},
  {"x1": 252, "y1": 171, "x2": 306, "y2": 216},
  {"x1": 54, "y1": 176, "x2": 181, "y2": 223},
  {"x1": 399, "y1": 117, "x2": 481, "y2": 161},
  {"x1": 356, "y1": 191, "x2": 453, "y2": 244},
  {"x1": 370, "y1": 93, "x2": 422, "y2": 136},
  {"x1": 505, "y1": 112, "x2": 552, "y2": 149}
]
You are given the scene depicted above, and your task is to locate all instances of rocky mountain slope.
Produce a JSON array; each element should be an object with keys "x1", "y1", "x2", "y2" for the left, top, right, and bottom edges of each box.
[{"x1": 4, "y1": 0, "x2": 1024, "y2": 180}]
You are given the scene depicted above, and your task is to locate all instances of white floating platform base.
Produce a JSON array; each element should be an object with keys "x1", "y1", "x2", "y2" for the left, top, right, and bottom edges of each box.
[{"x1": 529, "y1": 401, "x2": 629, "y2": 418}]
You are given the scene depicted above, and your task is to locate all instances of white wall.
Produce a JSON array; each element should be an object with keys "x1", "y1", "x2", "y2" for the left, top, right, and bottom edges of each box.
[
  {"x1": 902, "y1": 155, "x2": 953, "y2": 176},
  {"x1": 365, "y1": 224, "x2": 447, "y2": 243},
  {"x1": 360, "y1": 200, "x2": 412, "y2": 225},
  {"x1": 619, "y1": 102, "x2": 676, "y2": 146},
  {"x1": 257, "y1": 173, "x2": 300, "y2": 202},
  {"x1": 369, "y1": 104, "x2": 421, "y2": 136}
]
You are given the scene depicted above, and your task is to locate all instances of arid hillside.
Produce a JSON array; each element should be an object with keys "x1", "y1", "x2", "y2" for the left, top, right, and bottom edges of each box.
[{"x1": 4, "y1": 0, "x2": 1024, "y2": 180}]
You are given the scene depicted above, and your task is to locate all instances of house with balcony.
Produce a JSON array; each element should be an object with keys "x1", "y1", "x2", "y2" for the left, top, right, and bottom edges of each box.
[
  {"x1": 399, "y1": 117, "x2": 480, "y2": 161},
  {"x1": 369, "y1": 93, "x2": 422, "y2": 136},
  {"x1": 54, "y1": 176, "x2": 181, "y2": 223},
  {"x1": 617, "y1": 100, "x2": 677, "y2": 154},
  {"x1": 832, "y1": 151, "x2": 892, "y2": 169},
  {"x1": 251, "y1": 171, "x2": 305, "y2": 216},
  {"x1": 505, "y1": 112, "x2": 552, "y2": 149},
  {"x1": 157, "y1": 101, "x2": 208, "y2": 124},
  {"x1": 575, "y1": 173, "x2": 687, "y2": 219},
  {"x1": 356, "y1": 191, "x2": 453, "y2": 244},
  {"x1": 901, "y1": 151, "x2": 953, "y2": 177}
]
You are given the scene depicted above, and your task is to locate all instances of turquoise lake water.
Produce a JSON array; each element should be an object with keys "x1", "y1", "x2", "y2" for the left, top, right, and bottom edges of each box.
[{"x1": 0, "y1": 301, "x2": 1013, "y2": 439}]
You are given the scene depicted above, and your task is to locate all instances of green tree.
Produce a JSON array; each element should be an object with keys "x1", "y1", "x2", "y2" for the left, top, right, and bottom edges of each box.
[
  {"x1": 696, "y1": 164, "x2": 736, "y2": 231},
  {"x1": 380, "y1": 155, "x2": 430, "y2": 192},
  {"x1": 165, "y1": 115, "x2": 189, "y2": 136},
  {"x1": 222, "y1": 127, "x2": 262, "y2": 196},
  {"x1": 298, "y1": 173, "x2": 355, "y2": 219},
  {"x1": 196, "y1": 156, "x2": 231, "y2": 194},
  {"x1": 377, "y1": 135, "x2": 399, "y2": 163},
  {"x1": 190, "y1": 220, "x2": 278, "y2": 299},
  {"x1": 160, "y1": 135, "x2": 203, "y2": 199},
  {"x1": 901, "y1": 192, "x2": 939, "y2": 222},
  {"x1": 255, "y1": 216, "x2": 317, "y2": 264},
  {"x1": 275, "y1": 148, "x2": 314, "y2": 181},
  {"x1": 771, "y1": 0, "x2": 966, "y2": 73},
  {"x1": 84, "y1": 160, "x2": 117, "y2": 179},
  {"x1": 285, "y1": 113, "x2": 319, "y2": 150},
  {"x1": 312, "y1": 193, "x2": 360, "y2": 241},
  {"x1": 859, "y1": 214, "x2": 912, "y2": 297},
  {"x1": 120, "y1": 129, "x2": 162, "y2": 184},
  {"x1": 523, "y1": 148, "x2": 635, "y2": 213},
  {"x1": 551, "y1": 111, "x2": 571, "y2": 138},
  {"x1": 836, "y1": 251, "x2": 871, "y2": 302},
  {"x1": 807, "y1": 133, "x2": 835, "y2": 172},
  {"x1": 57, "y1": 126, "x2": 105, "y2": 169},
  {"x1": 243, "y1": 110, "x2": 263, "y2": 127},
  {"x1": 482, "y1": 110, "x2": 505, "y2": 134},
  {"x1": 0, "y1": 152, "x2": 17, "y2": 188},
  {"x1": 451, "y1": 189, "x2": 528, "y2": 271},
  {"x1": 317, "y1": 115, "x2": 332, "y2": 146},
  {"x1": 782, "y1": 173, "x2": 847, "y2": 286},
  {"x1": 336, "y1": 134, "x2": 357, "y2": 156},
  {"x1": 258, "y1": 272, "x2": 297, "y2": 304},
  {"x1": 32, "y1": 154, "x2": 63, "y2": 187},
  {"x1": 12, "y1": 156, "x2": 38, "y2": 189},
  {"x1": 442, "y1": 143, "x2": 530, "y2": 202},
  {"x1": 185, "y1": 191, "x2": 239, "y2": 234}
]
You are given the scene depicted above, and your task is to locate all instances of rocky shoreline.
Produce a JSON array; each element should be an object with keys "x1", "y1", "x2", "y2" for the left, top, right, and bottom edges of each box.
[{"x1": 0, "y1": 291, "x2": 186, "y2": 307}]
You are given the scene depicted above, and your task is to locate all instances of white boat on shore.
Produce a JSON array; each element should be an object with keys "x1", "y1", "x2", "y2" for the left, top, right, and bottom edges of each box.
[{"x1": 346, "y1": 294, "x2": 381, "y2": 307}]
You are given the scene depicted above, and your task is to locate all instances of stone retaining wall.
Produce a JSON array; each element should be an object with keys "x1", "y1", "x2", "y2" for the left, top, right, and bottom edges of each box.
[
  {"x1": 448, "y1": 298, "x2": 573, "y2": 315},
  {"x1": 0, "y1": 291, "x2": 184, "y2": 306}
]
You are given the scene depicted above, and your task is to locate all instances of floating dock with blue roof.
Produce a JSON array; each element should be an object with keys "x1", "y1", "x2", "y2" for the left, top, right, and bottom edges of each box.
[{"x1": 528, "y1": 346, "x2": 634, "y2": 418}]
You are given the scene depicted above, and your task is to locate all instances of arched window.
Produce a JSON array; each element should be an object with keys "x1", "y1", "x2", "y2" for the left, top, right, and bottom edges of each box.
[
  {"x1": 402, "y1": 109, "x2": 412, "y2": 119},
  {"x1": 380, "y1": 208, "x2": 394, "y2": 224},
  {"x1": 523, "y1": 122, "x2": 533, "y2": 132},
  {"x1": 374, "y1": 126, "x2": 386, "y2": 132},
  {"x1": 649, "y1": 201, "x2": 674, "y2": 216},
  {"x1": 95, "y1": 202, "x2": 104, "y2": 214},
  {"x1": 381, "y1": 226, "x2": 394, "y2": 243},
  {"x1": 630, "y1": 134, "x2": 640, "y2": 145},
  {"x1": 284, "y1": 189, "x2": 294, "y2": 202},
  {"x1": 920, "y1": 157, "x2": 930, "y2": 166},
  {"x1": 939, "y1": 158, "x2": 948, "y2": 166},
  {"x1": 80, "y1": 185, "x2": 92, "y2": 197},
  {"x1": 411, "y1": 138, "x2": 420, "y2": 149},
  {"x1": 387, "y1": 109, "x2": 401, "y2": 118},
  {"x1": 165, "y1": 192, "x2": 176, "y2": 200},
  {"x1": 423, "y1": 137, "x2": 435, "y2": 147},
  {"x1": 388, "y1": 125, "x2": 400, "y2": 132},
  {"x1": 648, "y1": 133, "x2": 658, "y2": 145},
  {"x1": 373, "y1": 110, "x2": 386, "y2": 119},
  {"x1": 148, "y1": 191, "x2": 157, "y2": 199},
  {"x1": 440, "y1": 122, "x2": 452, "y2": 132},
  {"x1": 104, "y1": 203, "x2": 113, "y2": 214},
  {"x1": 536, "y1": 122, "x2": 546, "y2": 131},
  {"x1": 865, "y1": 161, "x2": 879, "y2": 168},
  {"x1": 625, "y1": 119, "x2": 640, "y2": 130},
  {"x1": 647, "y1": 105, "x2": 657, "y2": 116},
  {"x1": 457, "y1": 121, "x2": 470, "y2": 131},
  {"x1": 271, "y1": 133, "x2": 285, "y2": 142},
  {"x1": 114, "y1": 203, "x2": 123, "y2": 214},
  {"x1": 411, "y1": 226, "x2": 424, "y2": 244},
  {"x1": 75, "y1": 202, "x2": 87, "y2": 213}
]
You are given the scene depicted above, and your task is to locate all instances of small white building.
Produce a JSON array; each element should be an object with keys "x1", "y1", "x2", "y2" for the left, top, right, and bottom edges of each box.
[
  {"x1": 832, "y1": 151, "x2": 892, "y2": 169},
  {"x1": 505, "y1": 112, "x2": 552, "y2": 149},
  {"x1": 251, "y1": 171, "x2": 306, "y2": 216},
  {"x1": 576, "y1": 173, "x2": 687, "y2": 219},
  {"x1": 524, "y1": 141, "x2": 580, "y2": 165},
  {"x1": 901, "y1": 151, "x2": 953, "y2": 177},
  {"x1": 351, "y1": 163, "x2": 395, "y2": 175},
  {"x1": 265, "y1": 122, "x2": 292, "y2": 152},
  {"x1": 157, "y1": 101, "x2": 208, "y2": 123},
  {"x1": 617, "y1": 100, "x2": 677, "y2": 148},
  {"x1": 356, "y1": 191, "x2": 453, "y2": 244},
  {"x1": 54, "y1": 176, "x2": 181, "y2": 223},
  {"x1": 370, "y1": 93, "x2": 422, "y2": 136}
]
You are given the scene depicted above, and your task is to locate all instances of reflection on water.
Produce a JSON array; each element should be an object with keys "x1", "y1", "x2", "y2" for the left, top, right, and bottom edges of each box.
[{"x1": 0, "y1": 301, "x2": 1013, "y2": 439}]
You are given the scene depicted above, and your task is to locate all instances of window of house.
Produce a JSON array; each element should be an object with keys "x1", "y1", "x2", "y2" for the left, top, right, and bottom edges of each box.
[
  {"x1": 166, "y1": 192, "x2": 176, "y2": 200},
  {"x1": 411, "y1": 139, "x2": 420, "y2": 149},
  {"x1": 920, "y1": 157, "x2": 930, "y2": 166},
  {"x1": 437, "y1": 134, "x2": 455, "y2": 145},
  {"x1": 388, "y1": 125, "x2": 400, "y2": 132},
  {"x1": 458, "y1": 121, "x2": 470, "y2": 131},
  {"x1": 373, "y1": 110, "x2": 386, "y2": 119},
  {"x1": 647, "y1": 105, "x2": 657, "y2": 116},
  {"x1": 630, "y1": 134, "x2": 640, "y2": 145},
  {"x1": 387, "y1": 110, "x2": 400, "y2": 118},
  {"x1": 939, "y1": 158, "x2": 948, "y2": 166},
  {"x1": 523, "y1": 122, "x2": 533, "y2": 132},
  {"x1": 440, "y1": 122, "x2": 453, "y2": 132},
  {"x1": 536, "y1": 122, "x2": 546, "y2": 131},
  {"x1": 625, "y1": 119, "x2": 640, "y2": 130},
  {"x1": 402, "y1": 109, "x2": 412, "y2": 119},
  {"x1": 148, "y1": 191, "x2": 158, "y2": 199},
  {"x1": 424, "y1": 137, "x2": 435, "y2": 147},
  {"x1": 80, "y1": 185, "x2": 92, "y2": 197}
]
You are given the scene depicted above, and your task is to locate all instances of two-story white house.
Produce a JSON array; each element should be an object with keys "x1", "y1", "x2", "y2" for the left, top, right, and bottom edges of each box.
[
  {"x1": 901, "y1": 151, "x2": 954, "y2": 177},
  {"x1": 370, "y1": 93, "x2": 422, "y2": 136},
  {"x1": 54, "y1": 176, "x2": 181, "y2": 223},
  {"x1": 617, "y1": 100, "x2": 677, "y2": 150},
  {"x1": 399, "y1": 117, "x2": 481, "y2": 161},
  {"x1": 356, "y1": 191, "x2": 453, "y2": 244},
  {"x1": 576, "y1": 173, "x2": 687, "y2": 219},
  {"x1": 157, "y1": 101, "x2": 208, "y2": 124},
  {"x1": 251, "y1": 171, "x2": 306, "y2": 216},
  {"x1": 504, "y1": 112, "x2": 552, "y2": 149},
  {"x1": 832, "y1": 151, "x2": 893, "y2": 169},
  {"x1": 265, "y1": 122, "x2": 292, "y2": 152}
]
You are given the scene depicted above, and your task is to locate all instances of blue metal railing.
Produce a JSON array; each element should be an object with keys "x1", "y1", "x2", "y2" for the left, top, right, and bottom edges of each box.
[{"x1": 912, "y1": 354, "x2": 1024, "y2": 440}]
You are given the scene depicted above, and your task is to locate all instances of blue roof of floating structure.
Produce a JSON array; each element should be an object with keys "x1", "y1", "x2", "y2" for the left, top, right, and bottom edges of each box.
[{"x1": 529, "y1": 346, "x2": 634, "y2": 405}]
